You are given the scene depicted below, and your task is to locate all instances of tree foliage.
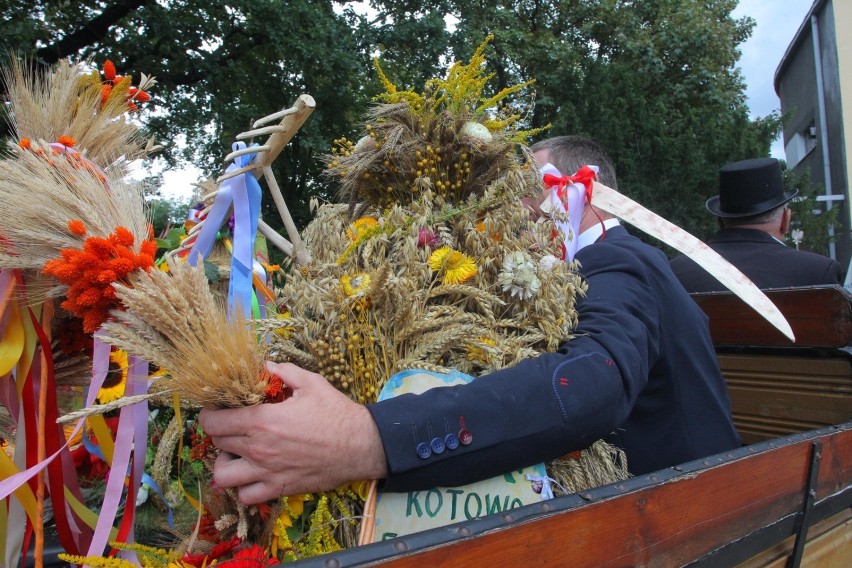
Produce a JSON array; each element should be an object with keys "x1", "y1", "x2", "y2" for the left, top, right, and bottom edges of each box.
[
  {"x1": 1, "y1": 0, "x2": 782, "y2": 242},
  {"x1": 785, "y1": 167, "x2": 840, "y2": 256}
]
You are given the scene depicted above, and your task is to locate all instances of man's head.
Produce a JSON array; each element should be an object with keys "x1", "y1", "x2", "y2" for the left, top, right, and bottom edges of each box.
[
  {"x1": 706, "y1": 157, "x2": 797, "y2": 239},
  {"x1": 530, "y1": 136, "x2": 619, "y2": 190},
  {"x1": 528, "y1": 135, "x2": 616, "y2": 229}
]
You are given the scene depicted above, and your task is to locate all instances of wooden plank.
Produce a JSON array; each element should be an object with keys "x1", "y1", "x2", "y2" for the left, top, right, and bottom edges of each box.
[
  {"x1": 313, "y1": 426, "x2": 852, "y2": 567},
  {"x1": 691, "y1": 286, "x2": 852, "y2": 348},
  {"x1": 719, "y1": 354, "x2": 852, "y2": 443},
  {"x1": 737, "y1": 509, "x2": 852, "y2": 567}
]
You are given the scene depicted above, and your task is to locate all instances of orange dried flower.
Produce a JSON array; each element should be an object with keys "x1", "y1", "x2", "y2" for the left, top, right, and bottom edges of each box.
[
  {"x1": 43, "y1": 225, "x2": 158, "y2": 332},
  {"x1": 109, "y1": 258, "x2": 135, "y2": 274},
  {"x1": 126, "y1": 101, "x2": 138, "y2": 113},
  {"x1": 75, "y1": 288, "x2": 102, "y2": 308},
  {"x1": 127, "y1": 87, "x2": 151, "y2": 103},
  {"x1": 67, "y1": 220, "x2": 87, "y2": 236},
  {"x1": 111, "y1": 226, "x2": 135, "y2": 247},
  {"x1": 97, "y1": 270, "x2": 117, "y2": 284},
  {"x1": 100, "y1": 84, "x2": 112, "y2": 106},
  {"x1": 102, "y1": 60, "x2": 116, "y2": 82},
  {"x1": 57, "y1": 136, "x2": 76, "y2": 148},
  {"x1": 18, "y1": 138, "x2": 31, "y2": 150},
  {"x1": 83, "y1": 237, "x2": 114, "y2": 260}
]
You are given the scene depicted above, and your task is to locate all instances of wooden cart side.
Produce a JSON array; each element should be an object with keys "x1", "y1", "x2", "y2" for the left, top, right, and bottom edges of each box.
[
  {"x1": 297, "y1": 424, "x2": 852, "y2": 567},
  {"x1": 693, "y1": 286, "x2": 852, "y2": 445}
]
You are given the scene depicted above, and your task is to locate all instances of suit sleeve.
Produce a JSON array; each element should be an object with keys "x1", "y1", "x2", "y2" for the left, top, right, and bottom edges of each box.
[
  {"x1": 368, "y1": 242, "x2": 662, "y2": 491},
  {"x1": 823, "y1": 259, "x2": 843, "y2": 285}
]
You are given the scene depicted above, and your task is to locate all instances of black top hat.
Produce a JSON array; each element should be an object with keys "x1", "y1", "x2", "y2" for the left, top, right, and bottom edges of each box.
[{"x1": 705, "y1": 157, "x2": 797, "y2": 218}]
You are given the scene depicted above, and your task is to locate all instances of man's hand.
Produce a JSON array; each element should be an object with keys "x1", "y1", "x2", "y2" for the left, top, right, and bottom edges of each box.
[{"x1": 199, "y1": 362, "x2": 388, "y2": 504}]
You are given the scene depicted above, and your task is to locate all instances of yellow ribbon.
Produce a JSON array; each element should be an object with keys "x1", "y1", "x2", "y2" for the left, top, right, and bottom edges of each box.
[
  {"x1": 0, "y1": 296, "x2": 25, "y2": 377},
  {"x1": 0, "y1": 446, "x2": 39, "y2": 525},
  {"x1": 87, "y1": 415, "x2": 115, "y2": 465},
  {"x1": 64, "y1": 487, "x2": 117, "y2": 540}
]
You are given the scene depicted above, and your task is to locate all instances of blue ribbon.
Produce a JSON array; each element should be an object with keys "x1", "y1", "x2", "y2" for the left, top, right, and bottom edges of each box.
[{"x1": 188, "y1": 142, "x2": 263, "y2": 318}]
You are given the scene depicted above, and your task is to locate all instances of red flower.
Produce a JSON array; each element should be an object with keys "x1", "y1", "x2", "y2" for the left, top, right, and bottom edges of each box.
[
  {"x1": 43, "y1": 226, "x2": 158, "y2": 332},
  {"x1": 18, "y1": 138, "x2": 31, "y2": 150},
  {"x1": 127, "y1": 87, "x2": 151, "y2": 103},
  {"x1": 68, "y1": 220, "x2": 87, "y2": 236},
  {"x1": 57, "y1": 136, "x2": 76, "y2": 148},
  {"x1": 181, "y1": 536, "x2": 240, "y2": 566},
  {"x1": 264, "y1": 372, "x2": 286, "y2": 403},
  {"x1": 102, "y1": 60, "x2": 117, "y2": 82},
  {"x1": 218, "y1": 545, "x2": 277, "y2": 567},
  {"x1": 111, "y1": 226, "x2": 135, "y2": 247},
  {"x1": 100, "y1": 84, "x2": 112, "y2": 107}
]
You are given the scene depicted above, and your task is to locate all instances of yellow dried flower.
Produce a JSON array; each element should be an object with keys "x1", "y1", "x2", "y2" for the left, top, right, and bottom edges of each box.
[
  {"x1": 346, "y1": 217, "x2": 378, "y2": 240},
  {"x1": 427, "y1": 246, "x2": 477, "y2": 285},
  {"x1": 341, "y1": 273, "x2": 371, "y2": 297}
]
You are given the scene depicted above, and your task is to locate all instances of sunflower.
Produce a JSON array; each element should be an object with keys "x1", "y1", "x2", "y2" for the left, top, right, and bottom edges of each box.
[
  {"x1": 97, "y1": 349, "x2": 128, "y2": 403},
  {"x1": 427, "y1": 246, "x2": 477, "y2": 285},
  {"x1": 270, "y1": 493, "x2": 314, "y2": 557}
]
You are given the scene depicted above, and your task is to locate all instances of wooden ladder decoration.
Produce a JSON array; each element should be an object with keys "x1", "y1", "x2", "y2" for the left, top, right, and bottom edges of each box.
[{"x1": 173, "y1": 94, "x2": 316, "y2": 266}]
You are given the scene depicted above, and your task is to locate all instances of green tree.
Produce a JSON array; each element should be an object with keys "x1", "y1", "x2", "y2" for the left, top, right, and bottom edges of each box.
[
  {"x1": 3, "y1": 0, "x2": 781, "y2": 244},
  {"x1": 434, "y1": 0, "x2": 781, "y2": 241},
  {"x1": 784, "y1": 167, "x2": 840, "y2": 256},
  {"x1": 1, "y1": 0, "x2": 379, "y2": 235}
]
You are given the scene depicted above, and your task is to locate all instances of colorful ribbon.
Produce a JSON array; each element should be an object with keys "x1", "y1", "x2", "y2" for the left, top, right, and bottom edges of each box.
[{"x1": 188, "y1": 142, "x2": 263, "y2": 318}]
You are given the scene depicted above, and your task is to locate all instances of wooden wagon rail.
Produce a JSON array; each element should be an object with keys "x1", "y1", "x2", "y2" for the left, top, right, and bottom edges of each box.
[{"x1": 293, "y1": 423, "x2": 852, "y2": 566}]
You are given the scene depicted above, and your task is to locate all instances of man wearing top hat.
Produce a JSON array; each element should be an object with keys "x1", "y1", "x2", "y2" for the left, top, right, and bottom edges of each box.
[{"x1": 671, "y1": 157, "x2": 842, "y2": 292}]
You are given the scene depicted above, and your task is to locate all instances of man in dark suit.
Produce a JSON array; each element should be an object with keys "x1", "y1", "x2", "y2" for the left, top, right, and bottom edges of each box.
[
  {"x1": 199, "y1": 137, "x2": 741, "y2": 501},
  {"x1": 671, "y1": 157, "x2": 842, "y2": 292}
]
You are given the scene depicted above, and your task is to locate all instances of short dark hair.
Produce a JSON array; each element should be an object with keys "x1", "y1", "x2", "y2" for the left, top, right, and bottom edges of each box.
[{"x1": 530, "y1": 136, "x2": 618, "y2": 190}]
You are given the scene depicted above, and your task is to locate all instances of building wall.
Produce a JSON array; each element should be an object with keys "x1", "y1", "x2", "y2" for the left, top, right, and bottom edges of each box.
[
  {"x1": 776, "y1": 0, "x2": 850, "y2": 268},
  {"x1": 836, "y1": 0, "x2": 852, "y2": 248}
]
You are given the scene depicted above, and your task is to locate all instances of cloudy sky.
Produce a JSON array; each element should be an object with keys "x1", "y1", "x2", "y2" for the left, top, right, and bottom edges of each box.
[
  {"x1": 732, "y1": 0, "x2": 816, "y2": 157},
  {"x1": 157, "y1": 0, "x2": 819, "y2": 198}
]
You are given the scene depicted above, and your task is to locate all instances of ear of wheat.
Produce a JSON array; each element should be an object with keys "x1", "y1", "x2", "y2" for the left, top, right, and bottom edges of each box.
[
  {"x1": 101, "y1": 258, "x2": 269, "y2": 408},
  {"x1": 3, "y1": 58, "x2": 154, "y2": 172}
]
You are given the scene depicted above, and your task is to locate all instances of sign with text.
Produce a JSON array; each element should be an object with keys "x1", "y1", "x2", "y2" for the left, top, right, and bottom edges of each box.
[{"x1": 373, "y1": 370, "x2": 547, "y2": 542}]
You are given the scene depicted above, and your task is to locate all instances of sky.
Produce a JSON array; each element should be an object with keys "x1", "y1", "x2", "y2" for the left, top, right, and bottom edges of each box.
[
  {"x1": 156, "y1": 0, "x2": 818, "y2": 200},
  {"x1": 732, "y1": 0, "x2": 816, "y2": 157}
]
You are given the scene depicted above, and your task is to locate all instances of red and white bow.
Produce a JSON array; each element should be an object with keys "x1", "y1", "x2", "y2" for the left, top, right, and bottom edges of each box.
[{"x1": 539, "y1": 163, "x2": 599, "y2": 261}]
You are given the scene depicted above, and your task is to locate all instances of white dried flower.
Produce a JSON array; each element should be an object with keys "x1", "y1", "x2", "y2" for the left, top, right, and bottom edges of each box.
[
  {"x1": 461, "y1": 121, "x2": 493, "y2": 142},
  {"x1": 539, "y1": 254, "x2": 560, "y2": 272},
  {"x1": 498, "y1": 251, "x2": 541, "y2": 300},
  {"x1": 353, "y1": 135, "x2": 374, "y2": 152}
]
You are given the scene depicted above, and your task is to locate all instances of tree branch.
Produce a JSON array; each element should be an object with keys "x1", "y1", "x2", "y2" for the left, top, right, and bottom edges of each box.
[{"x1": 36, "y1": 0, "x2": 154, "y2": 64}]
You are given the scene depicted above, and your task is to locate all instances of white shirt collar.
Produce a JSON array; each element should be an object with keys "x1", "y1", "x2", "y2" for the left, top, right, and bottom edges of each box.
[{"x1": 577, "y1": 218, "x2": 621, "y2": 251}]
